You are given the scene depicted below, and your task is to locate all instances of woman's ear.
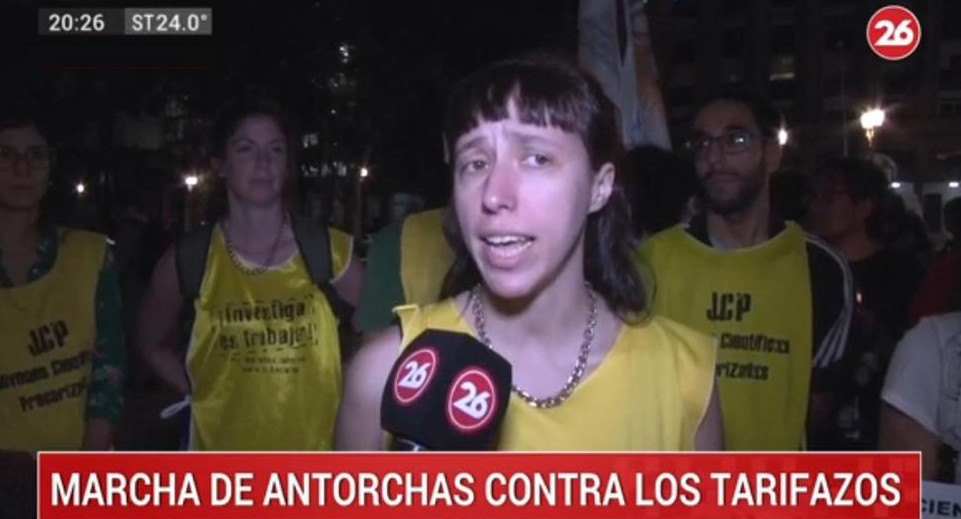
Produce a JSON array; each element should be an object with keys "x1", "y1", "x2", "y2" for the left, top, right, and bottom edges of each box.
[
  {"x1": 442, "y1": 136, "x2": 451, "y2": 166},
  {"x1": 589, "y1": 163, "x2": 616, "y2": 213}
]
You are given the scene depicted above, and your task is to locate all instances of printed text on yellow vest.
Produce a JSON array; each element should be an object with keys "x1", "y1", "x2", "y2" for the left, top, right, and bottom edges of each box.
[
  {"x1": 638, "y1": 223, "x2": 813, "y2": 451},
  {"x1": 185, "y1": 229, "x2": 343, "y2": 450},
  {"x1": 0, "y1": 230, "x2": 106, "y2": 451}
]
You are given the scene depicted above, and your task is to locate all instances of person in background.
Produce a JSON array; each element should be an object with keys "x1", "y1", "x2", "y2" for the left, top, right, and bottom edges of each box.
[
  {"x1": 805, "y1": 157, "x2": 924, "y2": 449},
  {"x1": 0, "y1": 107, "x2": 126, "y2": 515},
  {"x1": 356, "y1": 207, "x2": 452, "y2": 337},
  {"x1": 138, "y1": 95, "x2": 363, "y2": 451},
  {"x1": 880, "y1": 310, "x2": 961, "y2": 483},
  {"x1": 909, "y1": 197, "x2": 961, "y2": 327},
  {"x1": 638, "y1": 90, "x2": 854, "y2": 451},
  {"x1": 338, "y1": 56, "x2": 722, "y2": 451}
]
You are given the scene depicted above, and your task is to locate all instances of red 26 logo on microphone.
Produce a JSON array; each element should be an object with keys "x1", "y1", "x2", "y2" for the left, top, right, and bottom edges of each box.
[
  {"x1": 446, "y1": 368, "x2": 497, "y2": 432},
  {"x1": 393, "y1": 348, "x2": 438, "y2": 405}
]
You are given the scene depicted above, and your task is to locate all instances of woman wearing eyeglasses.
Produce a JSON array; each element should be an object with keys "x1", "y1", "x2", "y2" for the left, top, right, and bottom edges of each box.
[{"x1": 0, "y1": 108, "x2": 125, "y2": 515}]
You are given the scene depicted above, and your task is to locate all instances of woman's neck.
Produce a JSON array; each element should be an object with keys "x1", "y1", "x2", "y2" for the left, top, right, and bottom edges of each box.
[
  {"x1": 224, "y1": 201, "x2": 287, "y2": 249},
  {"x1": 478, "y1": 251, "x2": 593, "y2": 354},
  {"x1": 0, "y1": 206, "x2": 41, "y2": 254}
]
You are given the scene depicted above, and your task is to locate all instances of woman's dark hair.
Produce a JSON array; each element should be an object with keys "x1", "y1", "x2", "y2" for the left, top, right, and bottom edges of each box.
[
  {"x1": 813, "y1": 157, "x2": 891, "y2": 242},
  {"x1": 206, "y1": 94, "x2": 299, "y2": 220},
  {"x1": 439, "y1": 55, "x2": 647, "y2": 321}
]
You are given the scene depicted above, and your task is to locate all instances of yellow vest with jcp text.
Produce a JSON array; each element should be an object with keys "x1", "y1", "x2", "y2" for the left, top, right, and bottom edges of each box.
[
  {"x1": 394, "y1": 300, "x2": 716, "y2": 450},
  {"x1": 0, "y1": 229, "x2": 106, "y2": 451},
  {"x1": 400, "y1": 208, "x2": 453, "y2": 305},
  {"x1": 185, "y1": 228, "x2": 351, "y2": 450},
  {"x1": 638, "y1": 223, "x2": 813, "y2": 451}
]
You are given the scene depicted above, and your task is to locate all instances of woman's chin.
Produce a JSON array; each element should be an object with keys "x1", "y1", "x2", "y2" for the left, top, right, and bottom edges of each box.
[
  {"x1": 478, "y1": 270, "x2": 539, "y2": 302},
  {"x1": 232, "y1": 191, "x2": 282, "y2": 208}
]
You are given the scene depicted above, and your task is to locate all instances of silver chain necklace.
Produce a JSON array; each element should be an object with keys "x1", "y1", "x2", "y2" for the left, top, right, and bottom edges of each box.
[
  {"x1": 221, "y1": 214, "x2": 287, "y2": 275},
  {"x1": 469, "y1": 283, "x2": 597, "y2": 409}
]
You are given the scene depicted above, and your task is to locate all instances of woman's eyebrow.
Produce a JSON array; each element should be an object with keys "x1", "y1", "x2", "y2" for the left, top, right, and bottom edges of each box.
[{"x1": 454, "y1": 135, "x2": 488, "y2": 156}]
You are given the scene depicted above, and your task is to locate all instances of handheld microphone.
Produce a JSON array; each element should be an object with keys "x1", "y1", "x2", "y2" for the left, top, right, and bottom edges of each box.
[{"x1": 380, "y1": 329, "x2": 512, "y2": 451}]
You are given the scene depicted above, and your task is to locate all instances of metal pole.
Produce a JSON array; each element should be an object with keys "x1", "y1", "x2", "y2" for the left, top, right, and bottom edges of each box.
[
  {"x1": 353, "y1": 172, "x2": 363, "y2": 243},
  {"x1": 840, "y1": 41, "x2": 848, "y2": 157}
]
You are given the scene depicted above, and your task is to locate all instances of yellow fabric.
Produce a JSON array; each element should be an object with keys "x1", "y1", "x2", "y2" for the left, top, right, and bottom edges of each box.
[
  {"x1": 638, "y1": 223, "x2": 813, "y2": 451},
  {"x1": 0, "y1": 229, "x2": 106, "y2": 451},
  {"x1": 400, "y1": 209, "x2": 453, "y2": 305},
  {"x1": 394, "y1": 300, "x2": 716, "y2": 451},
  {"x1": 186, "y1": 229, "x2": 343, "y2": 450},
  {"x1": 328, "y1": 228, "x2": 352, "y2": 280}
]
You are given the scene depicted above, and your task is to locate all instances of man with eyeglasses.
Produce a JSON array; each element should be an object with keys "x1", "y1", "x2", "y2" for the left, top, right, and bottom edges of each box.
[{"x1": 638, "y1": 91, "x2": 854, "y2": 451}]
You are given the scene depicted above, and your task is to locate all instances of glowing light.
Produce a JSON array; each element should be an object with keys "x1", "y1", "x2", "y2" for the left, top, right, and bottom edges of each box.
[
  {"x1": 860, "y1": 107, "x2": 885, "y2": 148},
  {"x1": 777, "y1": 128, "x2": 788, "y2": 146},
  {"x1": 860, "y1": 108, "x2": 885, "y2": 130}
]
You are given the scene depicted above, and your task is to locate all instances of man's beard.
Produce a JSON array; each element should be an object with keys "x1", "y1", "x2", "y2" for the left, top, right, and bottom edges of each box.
[{"x1": 699, "y1": 169, "x2": 766, "y2": 217}]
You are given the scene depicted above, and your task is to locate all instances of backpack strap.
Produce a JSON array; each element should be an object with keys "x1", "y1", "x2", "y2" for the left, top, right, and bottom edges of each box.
[
  {"x1": 175, "y1": 223, "x2": 214, "y2": 301},
  {"x1": 290, "y1": 215, "x2": 353, "y2": 325},
  {"x1": 173, "y1": 224, "x2": 214, "y2": 394},
  {"x1": 291, "y1": 215, "x2": 332, "y2": 282}
]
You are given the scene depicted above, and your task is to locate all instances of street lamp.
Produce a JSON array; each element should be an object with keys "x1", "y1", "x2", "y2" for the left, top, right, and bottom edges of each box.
[
  {"x1": 184, "y1": 174, "x2": 199, "y2": 191},
  {"x1": 75, "y1": 182, "x2": 85, "y2": 195},
  {"x1": 360, "y1": 167, "x2": 369, "y2": 180},
  {"x1": 777, "y1": 127, "x2": 789, "y2": 146},
  {"x1": 859, "y1": 108, "x2": 885, "y2": 148}
]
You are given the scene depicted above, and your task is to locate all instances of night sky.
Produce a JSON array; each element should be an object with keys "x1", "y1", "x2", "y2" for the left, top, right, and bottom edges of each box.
[{"x1": 1, "y1": 0, "x2": 581, "y2": 208}]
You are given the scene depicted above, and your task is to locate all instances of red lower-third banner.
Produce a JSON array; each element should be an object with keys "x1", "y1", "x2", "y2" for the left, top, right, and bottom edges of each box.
[{"x1": 37, "y1": 452, "x2": 921, "y2": 519}]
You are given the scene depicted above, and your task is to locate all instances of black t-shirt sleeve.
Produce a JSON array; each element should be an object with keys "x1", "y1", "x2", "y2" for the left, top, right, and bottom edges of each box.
[{"x1": 806, "y1": 237, "x2": 855, "y2": 392}]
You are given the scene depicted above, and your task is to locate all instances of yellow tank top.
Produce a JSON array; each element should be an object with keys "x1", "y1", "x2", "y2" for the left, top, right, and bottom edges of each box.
[
  {"x1": 400, "y1": 208, "x2": 453, "y2": 305},
  {"x1": 0, "y1": 229, "x2": 106, "y2": 451},
  {"x1": 185, "y1": 228, "x2": 350, "y2": 450},
  {"x1": 395, "y1": 300, "x2": 716, "y2": 450},
  {"x1": 638, "y1": 223, "x2": 813, "y2": 451}
]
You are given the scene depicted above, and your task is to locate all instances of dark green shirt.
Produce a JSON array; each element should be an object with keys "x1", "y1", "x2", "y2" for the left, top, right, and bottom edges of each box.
[
  {"x1": 357, "y1": 221, "x2": 405, "y2": 334},
  {"x1": 0, "y1": 226, "x2": 125, "y2": 426}
]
